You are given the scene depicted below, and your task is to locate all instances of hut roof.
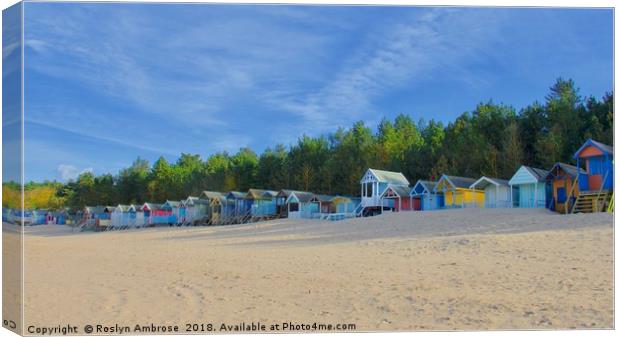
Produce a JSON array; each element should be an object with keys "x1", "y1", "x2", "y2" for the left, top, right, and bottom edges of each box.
[
  {"x1": 226, "y1": 191, "x2": 245, "y2": 199},
  {"x1": 362, "y1": 168, "x2": 410, "y2": 185},
  {"x1": 200, "y1": 191, "x2": 225, "y2": 200},
  {"x1": 310, "y1": 194, "x2": 350, "y2": 203},
  {"x1": 419, "y1": 180, "x2": 437, "y2": 192},
  {"x1": 163, "y1": 200, "x2": 181, "y2": 208},
  {"x1": 381, "y1": 184, "x2": 411, "y2": 197},
  {"x1": 85, "y1": 206, "x2": 106, "y2": 214},
  {"x1": 574, "y1": 138, "x2": 613, "y2": 159},
  {"x1": 545, "y1": 162, "x2": 585, "y2": 180},
  {"x1": 524, "y1": 166, "x2": 549, "y2": 181},
  {"x1": 141, "y1": 203, "x2": 163, "y2": 211},
  {"x1": 185, "y1": 196, "x2": 210, "y2": 206},
  {"x1": 436, "y1": 175, "x2": 477, "y2": 190},
  {"x1": 276, "y1": 189, "x2": 296, "y2": 198},
  {"x1": 210, "y1": 195, "x2": 227, "y2": 205},
  {"x1": 287, "y1": 191, "x2": 315, "y2": 203},
  {"x1": 246, "y1": 189, "x2": 277, "y2": 200},
  {"x1": 470, "y1": 176, "x2": 510, "y2": 189},
  {"x1": 115, "y1": 204, "x2": 132, "y2": 212}
]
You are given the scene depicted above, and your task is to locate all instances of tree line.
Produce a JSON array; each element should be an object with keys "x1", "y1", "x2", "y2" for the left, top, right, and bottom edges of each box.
[{"x1": 2, "y1": 78, "x2": 613, "y2": 210}]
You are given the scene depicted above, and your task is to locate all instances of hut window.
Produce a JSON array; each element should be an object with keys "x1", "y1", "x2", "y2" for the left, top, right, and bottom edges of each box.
[
  {"x1": 290, "y1": 203, "x2": 299, "y2": 212},
  {"x1": 365, "y1": 183, "x2": 373, "y2": 196}
]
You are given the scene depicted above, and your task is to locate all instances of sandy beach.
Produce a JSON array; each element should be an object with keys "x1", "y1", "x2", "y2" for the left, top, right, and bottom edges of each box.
[{"x1": 5, "y1": 208, "x2": 614, "y2": 332}]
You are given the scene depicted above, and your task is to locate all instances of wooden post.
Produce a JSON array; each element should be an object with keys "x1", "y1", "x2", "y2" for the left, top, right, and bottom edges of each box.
[{"x1": 496, "y1": 185, "x2": 499, "y2": 208}]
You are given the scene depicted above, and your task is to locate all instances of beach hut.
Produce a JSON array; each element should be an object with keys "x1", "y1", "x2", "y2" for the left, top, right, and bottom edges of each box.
[
  {"x1": 80, "y1": 206, "x2": 113, "y2": 229},
  {"x1": 285, "y1": 191, "x2": 317, "y2": 219},
  {"x1": 246, "y1": 189, "x2": 278, "y2": 217},
  {"x1": 132, "y1": 204, "x2": 145, "y2": 227},
  {"x1": 571, "y1": 139, "x2": 614, "y2": 213},
  {"x1": 208, "y1": 195, "x2": 229, "y2": 223},
  {"x1": 162, "y1": 200, "x2": 181, "y2": 224},
  {"x1": 434, "y1": 175, "x2": 484, "y2": 208},
  {"x1": 508, "y1": 166, "x2": 550, "y2": 208},
  {"x1": 42, "y1": 209, "x2": 64, "y2": 225},
  {"x1": 226, "y1": 191, "x2": 248, "y2": 217},
  {"x1": 199, "y1": 191, "x2": 226, "y2": 221},
  {"x1": 310, "y1": 195, "x2": 355, "y2": 220},
  {"x1": 469, "y1": 177, "x2": 511, "y2": 208},
  {"x1": 544, "y1": 163, "x2": 584, "y2": 213},
  {"x1": 184, "y1": 196, "x2": 210, "y2": 224},
  {"x1": 379, "y1": 185, "x2": 413, "y2": 211},
  {"x1": 140, "y1": 203, "x2": 170, "y2": 225},
  {"x1": 574, "y1": 139, "x2": 613, "y2": 192},
  {"x1": 358, "y1": 168, "x2": 410, "y2": 215},
  {"x1": 111, "y1": 204, "x2": 133, "y2": 228},
  {"x1": 177, "y1": 200, "x2": 188, "y2": 223},
  {"x1": 275, "y1": 190, "x2": 296, "y2": 218},
  {"x1": 409, "y1": 180, "x2": 442, "y2": 210}
]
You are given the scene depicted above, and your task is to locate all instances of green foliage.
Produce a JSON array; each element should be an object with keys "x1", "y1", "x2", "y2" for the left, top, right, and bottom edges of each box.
[{"x1": 10, "y1": 78, "x2": 612, "y2": 210}]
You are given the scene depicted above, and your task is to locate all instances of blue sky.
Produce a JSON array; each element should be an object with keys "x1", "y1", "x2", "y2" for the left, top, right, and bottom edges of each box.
[{"x1": 18, "y1": 3, "x2": 613, "y2": 182}]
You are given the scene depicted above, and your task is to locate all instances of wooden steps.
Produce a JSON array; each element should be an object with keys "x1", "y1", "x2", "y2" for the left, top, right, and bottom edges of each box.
[{"x1": 571, "y1": 191, "x2": 611, "y2": 214}]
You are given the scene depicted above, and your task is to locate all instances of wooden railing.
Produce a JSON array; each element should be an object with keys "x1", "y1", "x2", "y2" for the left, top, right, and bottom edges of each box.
[
  {"x1": 593, "y1": 170, "x2": 610, "y2": 212},
  {"x1": 564, "y1": 176, "x2": 579, "y2": 214}
]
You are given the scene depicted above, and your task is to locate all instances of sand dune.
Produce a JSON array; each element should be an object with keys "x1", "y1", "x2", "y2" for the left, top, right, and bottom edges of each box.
[{"x1": 6, "y1": 208, "x2": 613, "y2": 332}]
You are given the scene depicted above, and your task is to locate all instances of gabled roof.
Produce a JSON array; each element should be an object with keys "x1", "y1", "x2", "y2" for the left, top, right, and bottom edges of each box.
[
  {"x1": 115, "y1": 204, "x2": 134, "y2": 212},
  {"x1": 310, "y1": 194, "x2": 337, "y2": 203},
  {"x1": 262, "y1": 190, "x2": 278, "y2": 198},
  {"x1": 185, "y1": 196, "x2": 210, "y2": 206},
  {"x1": 226, "y1": 191, "x2": 245, "y2": 199},
  {"x1": 545, "y1": 162, "x2": 585, "y2": 180},
  {"x1": 200, "y1": 191, "x2": 225, "y2": 200},
  {"x1": 470, "y1": 176, "x2": 509, "y2": 189},
  {"x1": 509, "y1": 165, "x2": 548, "y2": 185},
  {"x1": 410, "y1": 180, "x2": 437, "y2": 195},
  {"x1": 380, "y1": 184, "x2": 411, "y2": 198},
  {"x1": 435, "y1": 175, "x2": 477, "y2": 191},
  {"x1": 361, "y1": 168, "x2": 410, "y2": 185},
  {"x1": 210, "y1": 195, "x2": 227, "y2": 205},
  {"x1": 574, "y1": 138, "x2": 613, "y2": 159},
  {"x1": 163, "y1": 200, "x2": 180, "y2": 208},
  {"x1": 246, "y1": 189, "x2": 277, "y2": 200},
  {"x1": 276, "y1": 189, "x2": 295, "y2": 198},
  {"x1": 84, "y1": 206, "x2": 105, "y2": 214},
  {"x1": 141, "y1": 203, "x2": 163, "y2": 211},
  {"x1": 286, "y1": 191, "x2": 315, "y2": 203},
  {"x1": 524, "y1": 166, "x2": 549, "y2": 181}
]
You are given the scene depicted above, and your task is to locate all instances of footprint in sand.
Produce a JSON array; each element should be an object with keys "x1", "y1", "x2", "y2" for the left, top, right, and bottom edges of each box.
[{"x1": 164, "y1": 282, "x2": 207, "y2": 317}]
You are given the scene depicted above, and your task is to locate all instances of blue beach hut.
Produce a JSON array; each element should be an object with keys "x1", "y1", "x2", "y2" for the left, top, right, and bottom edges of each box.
[
  {"x1": 409, "y1": 180, "x2": 442, "y2": 210},
  {"x1": 574, "y1": 139, "x2": 613, "y2": 192},
  {"x1": 508, "y1": 166, "x2": 550, "y2": 208}
]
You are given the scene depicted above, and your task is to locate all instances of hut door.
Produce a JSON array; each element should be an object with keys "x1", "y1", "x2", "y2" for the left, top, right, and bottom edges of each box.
[
  {"x1": 557, "y1": 187, "x2": 567, "y2": 203},
  {"x1": 413, "y1": 197, "x2": 421, "y2": 211}
]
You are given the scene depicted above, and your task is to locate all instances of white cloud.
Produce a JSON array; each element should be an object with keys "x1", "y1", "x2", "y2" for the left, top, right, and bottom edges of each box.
[
  {"x1": 57, "y1": 164, "x2": 93, "y2": 181},
  {"x1": 267, "y1": 9, "x2": 503, "y2": 133}
]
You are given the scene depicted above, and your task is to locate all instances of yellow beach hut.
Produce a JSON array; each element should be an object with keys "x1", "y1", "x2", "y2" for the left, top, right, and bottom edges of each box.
[{"x1": 434, "y1": 174, "x2": 484, "y2": 208}]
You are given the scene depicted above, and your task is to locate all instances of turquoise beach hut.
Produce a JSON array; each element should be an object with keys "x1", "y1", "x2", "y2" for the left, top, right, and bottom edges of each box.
[
  {"x1": 226, "y1": 191, "x2": 248, "y2": 216},
  {"x1": 508, "y1": 165, "x2": 550, "y2": 208},
  {"x1": 409, "y1": 180, "x2": 442, "y2": 210},
  {"x1": 285, "y1": 191, "x2": 317, "y2": 219},
  {"x1": 246, "y1": 189, "x2": 278, "y2": 216}
]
